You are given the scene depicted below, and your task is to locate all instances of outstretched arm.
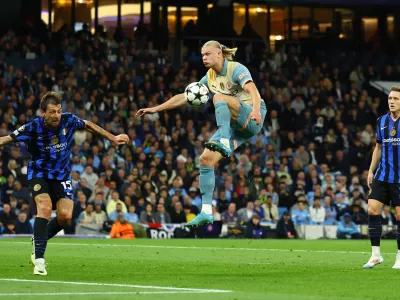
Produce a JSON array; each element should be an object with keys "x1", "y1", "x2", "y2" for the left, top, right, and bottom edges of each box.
[
  {"x1": 0, "y1": 136, "x2": 13, "y2": 147},
  {"x1": 136, "y1": 93, "x2": 186, "y2": 117},
  {"x1": 83, "y1": 120, "x2": 129, "y2": 145}
]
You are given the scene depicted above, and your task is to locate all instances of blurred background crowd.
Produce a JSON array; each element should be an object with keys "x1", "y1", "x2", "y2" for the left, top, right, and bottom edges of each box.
[{"x1": 0, "y1": 10, "x2": 398, "y2": 238}]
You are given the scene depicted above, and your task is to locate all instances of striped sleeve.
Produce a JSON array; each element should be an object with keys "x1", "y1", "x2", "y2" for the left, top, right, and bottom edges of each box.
[
  {"x1": 376, "y1": 117, "x2": 382, "y2": 144},
  {"x1": 10, "y1": 122, "x2": 33, "y2": 142}
]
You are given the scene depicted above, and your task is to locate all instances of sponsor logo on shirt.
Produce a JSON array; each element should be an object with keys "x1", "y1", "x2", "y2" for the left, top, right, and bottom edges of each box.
[{"x1": 238, "y1": 72, "x2": 250, "y2": 80}]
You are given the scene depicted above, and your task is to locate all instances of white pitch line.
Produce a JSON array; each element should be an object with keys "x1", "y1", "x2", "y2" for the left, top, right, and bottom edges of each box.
[
  {"x1": 0, "y1": 279, "x2": 231, "y2": 293},
  {"x1": 0, "y1": 291, "x2": 213, "y2": 297},
  {"x1": 2, "y1": 241, "x2": 396, "y2": 255}
]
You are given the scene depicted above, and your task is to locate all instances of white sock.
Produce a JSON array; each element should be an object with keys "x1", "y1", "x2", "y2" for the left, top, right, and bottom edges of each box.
[
  {"x1": 220, "y1": 138, "x2": 230, "y2": 149},
  {"x1": 397, "y1": 250, "x2": 400, "y2": 258},
  {"x1": 35, "y1": 258, "x2": 45, "y2": 264},
  {"x1": 201, "y1": 204, "x2": 212, "y2": 214},
  {"x1": 372, "y1": 246, "x2": 381, "y2": 257}
]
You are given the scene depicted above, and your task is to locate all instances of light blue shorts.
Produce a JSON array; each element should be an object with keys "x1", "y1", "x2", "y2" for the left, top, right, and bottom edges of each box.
[{"x1": 210, "y1": 100, "x2": 267, "y2": 150}]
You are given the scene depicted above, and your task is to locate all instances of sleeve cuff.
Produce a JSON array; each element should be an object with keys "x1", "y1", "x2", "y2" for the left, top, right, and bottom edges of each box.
[{"x1": 241, "y1": 79, "x2": 252, "y2": 88}]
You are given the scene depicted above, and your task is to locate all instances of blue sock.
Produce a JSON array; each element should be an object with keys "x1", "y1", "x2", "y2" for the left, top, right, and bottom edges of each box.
[
  {"x1": 199, "y1": 166, "x2": 215, "y2": 214},
  {"x1": 214, "y1": 101, "x2": 231, "y2": 140},
  {"x1": 34, "y1": 217, "x2": 49, "y2": 259}
]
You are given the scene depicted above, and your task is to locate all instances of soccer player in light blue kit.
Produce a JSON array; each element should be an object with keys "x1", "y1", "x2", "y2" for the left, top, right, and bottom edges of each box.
[{"x1": 137, "y1": 40, "x2": 267, "y2": 226}]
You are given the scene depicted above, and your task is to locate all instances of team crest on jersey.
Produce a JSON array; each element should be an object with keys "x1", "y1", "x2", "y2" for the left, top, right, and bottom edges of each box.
[
  {"x1": 226, "y1": 82, "x2": 232, "y2": 89},
  {"x1": 220, "y1": 83, "x2": 225, "y2": 90},
  {"x1": 391, "y1": 128, "x2": 397, "y2": 136},
  {"x1": 18, "y1": 125, "x2": 25, "y2": 132},
  {"x1": 62, "y1": 128, "x2": 68, "y2": 135},
  {"x1": 33, "y1": 184, "x2": 41, "y2": 192},
  {"x1": 51, "y1": 136, "x2": 59, "y2": 144}
]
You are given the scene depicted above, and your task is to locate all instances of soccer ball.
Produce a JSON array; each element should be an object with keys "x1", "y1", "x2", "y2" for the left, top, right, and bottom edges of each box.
[{"x1": 184, "y1": 82, "x2": 209, "y2": 107}]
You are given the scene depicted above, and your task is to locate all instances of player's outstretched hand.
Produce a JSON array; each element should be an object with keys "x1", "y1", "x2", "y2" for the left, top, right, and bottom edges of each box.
[
  {"x1": 136, "y1": 107, "x2": 157, "y2": 117},
  {"x1": 113, "y1": 134, "x2": 129, "y2": 145},
  {"x1": 250, "y1": 109, "x2": 262, "y2": 125},
  {"x1": 367, "y1": 171, "x2": 374, "y2": 189}
]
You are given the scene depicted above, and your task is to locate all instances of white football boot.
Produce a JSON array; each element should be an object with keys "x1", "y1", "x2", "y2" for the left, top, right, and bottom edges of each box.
[
  {"x1": 363, "y1": 256, "x2": 384, "y2": 269},
  {"x1": 34, "y1": 258, "x2": 47, "y2": 276}
]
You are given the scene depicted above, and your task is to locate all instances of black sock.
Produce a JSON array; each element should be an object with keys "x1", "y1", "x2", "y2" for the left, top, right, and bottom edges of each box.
[
  {"x1": 397, "y1": 221, "x2": 400, "y2": 250},
  {"x1": 34, "y1": 217, "x2": 49, "y2": 259},
  {"x1": 368, "y1": 215, "x2": 382, "y2": 247},
  {"x1": 47, "y1": 217, "x2": 63, "y2": 240}
]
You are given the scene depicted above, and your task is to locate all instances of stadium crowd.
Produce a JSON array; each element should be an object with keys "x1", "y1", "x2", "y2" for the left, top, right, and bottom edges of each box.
[{"x1": 0, "y1": 24, "x2": 398, "y2": 238}]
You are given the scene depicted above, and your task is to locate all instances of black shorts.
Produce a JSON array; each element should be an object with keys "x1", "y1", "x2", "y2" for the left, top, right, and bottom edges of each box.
[
  {"x1": 369, "y1": 180, "x2": 400, "y2": 207},
  {"x1": 28, "y1": 178, "x2": 74, "y2": 210}
]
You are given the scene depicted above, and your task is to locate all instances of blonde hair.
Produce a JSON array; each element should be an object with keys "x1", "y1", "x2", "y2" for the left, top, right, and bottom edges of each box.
[
  {"x1": 391, "y1": 86, "x2": 400, "y2": 92},
  {"x1": 202, "y1": 40, "x2": 237, "y2": 61}
]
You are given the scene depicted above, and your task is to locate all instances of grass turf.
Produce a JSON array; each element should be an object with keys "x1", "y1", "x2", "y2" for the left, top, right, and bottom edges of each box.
[{"x1": 0, "y1": 238, "x2": 399, "y2": 299}]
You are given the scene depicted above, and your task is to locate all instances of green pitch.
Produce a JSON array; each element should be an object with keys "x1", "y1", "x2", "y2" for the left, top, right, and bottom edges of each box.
[{"x1": 0, "y1": 238, "x2": 399, "y2": 300}]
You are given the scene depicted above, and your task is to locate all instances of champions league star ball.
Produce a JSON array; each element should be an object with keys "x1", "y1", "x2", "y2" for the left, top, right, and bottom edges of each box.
[{"x1": 184, "y1": 82, "x2": 209, "y2": 107}]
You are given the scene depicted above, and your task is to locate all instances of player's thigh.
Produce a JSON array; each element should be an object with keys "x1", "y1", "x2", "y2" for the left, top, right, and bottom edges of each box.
[
  {"x1": 389, "y1": 183, "x2": 400, "y2": 218},
  {"x1": 28, "y1": 178, "x2": 52, "y2": 218},
  {"x1": 235, "y1": 100, "x2": 267, "y2": 136},
  {"x1": 213, "y1": 94, "x2": 241, "y2": 120},
  {"x1": 49, "y1": 180, "x2": 74, "y2": 223},
  {"x1": 368, "y1": 180, "x2": 390, "y2": 214},
  {"x1": 230, "y1": 129, "x2": 252, "y2": 151}
]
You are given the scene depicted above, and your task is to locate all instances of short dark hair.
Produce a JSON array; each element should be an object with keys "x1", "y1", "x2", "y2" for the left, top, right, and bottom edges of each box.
[
  {"x1": 391, "y1": 86, "x2": 400, "y2": 92},
  {"x1": 40, "y1": 92, "x2": 62, "y2": 111}
]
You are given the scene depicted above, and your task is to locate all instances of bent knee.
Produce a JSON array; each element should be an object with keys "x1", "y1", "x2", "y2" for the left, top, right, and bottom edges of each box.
[
  {"x1": 57, "y1": 214, "x2": 72, "y2": 226},
  {"x1": 199, "y1": 152, "x2": 217, "y2": 167},
  {"x1": 368, "y1": 206, "x2": 380, "y2": 216},
  {"x1": 212, "y1": 94, "x2": 225, "y2": 104}
]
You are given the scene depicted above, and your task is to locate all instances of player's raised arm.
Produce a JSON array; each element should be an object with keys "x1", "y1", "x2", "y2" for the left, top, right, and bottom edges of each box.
[
  {"x1": 0, "y1": 135, "x2": 14, "y2": 147},
  {"x1": 83, "y1": 120, "x2": 129, "y2": 146},
  {"x1": 136, "y1": 93, "x2": 186, "y2": 117}
]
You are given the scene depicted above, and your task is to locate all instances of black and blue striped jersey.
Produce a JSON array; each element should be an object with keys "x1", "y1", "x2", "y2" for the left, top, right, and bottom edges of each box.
[
  {"x1": 10, "y1": 113, "x2": 85, "y2": 181},
  {"x1": 375, "y1": 114, "x2": 400, "y2": 183}
]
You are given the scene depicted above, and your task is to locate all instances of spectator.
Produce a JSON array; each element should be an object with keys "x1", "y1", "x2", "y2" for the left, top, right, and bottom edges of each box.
[
  {"x1": 244, "y1": 215, "x2": 267, "y2": 239},
  {"x1": 154, "y1": 203, "x2": 171, "y2": 224},
  {"x1": 253, "y1": 199, "x2": 265, "y2": 220},
  {"x1": 78, "y1": 203, "x2": 96, "y2": 224},
  {"x1": 337, "y1": 213, "x2": 361, "y2": 239},
  {"x1": 106, "y1": 191, "x2": 127, "y2": 216},
  {"x1": 222, "y1": 203, "x2": 238, "y2": 224},
  {"x1": 184, "y1": 205, "x2": 196, "y2": 223},
  {"x1": 15, "y1": 212, "x2": 32, "y2": 234},
  {"x1": 109, "y1": 203, "x2": 129, "y2": 221},
  {"x1": 310, "y1": 197, "x2": 326, "y2": 225},
  {"x1": 110, "y1": 214, "x2": 135, "y2": 239},
  {"x1": 93, "y1": 204, "x2": 108, "y2": 225},
  {"x1": 291, "y1": 202, "x2": 311, "y2": 225},
  {"x1": 169, "y1": 202, "x2": 186, "y2": 224},
  {"x1": 126, "y1": 205, "x2": 139, "y2": 223},
  {"x1": 0, "y1": 204, "x2": 17, "y2": 229},
  {"x1": 323, "y1": 196, "x2": 338, "y2": 225},
  {"x1": 276, "y1": 211, "x2": 298, "y2": 239},
  {"x1": 140, "y1": 203, "x2": 155, "y2": 224},
  {"x1": 11, "y1": 181, "x2": 30, "y2": 203},
  {"x1": 81, "y1": 166, "x2": 99, "y2": 191},
  {"x1": 237, "y1": 201, "x2": 255, "y2": 224},
  {"x1": 262, "y1": 195, "x2": 278, "y2": 223}
]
